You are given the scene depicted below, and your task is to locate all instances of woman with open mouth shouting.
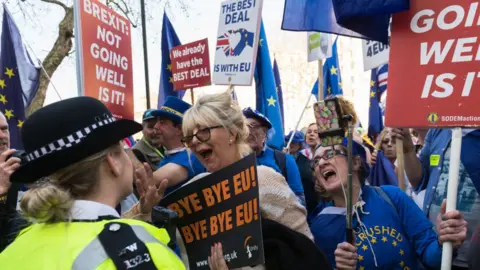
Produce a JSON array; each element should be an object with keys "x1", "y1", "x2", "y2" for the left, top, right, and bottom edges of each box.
[
  {"x1": 179, "y1": 91, "x2": 331, "y2": 270},
  {"x1": 310, "y1": 139, "x2": 468, "y2": 270}
]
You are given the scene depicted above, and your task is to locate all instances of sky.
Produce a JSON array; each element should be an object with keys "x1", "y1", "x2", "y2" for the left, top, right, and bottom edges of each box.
[{"x1": 3, "y1": 0, "x2": 372, "y2": 132}]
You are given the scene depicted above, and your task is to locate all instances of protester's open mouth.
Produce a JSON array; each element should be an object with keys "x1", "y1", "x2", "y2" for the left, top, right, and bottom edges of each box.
[
  {"x1": 0, "y1": 143, "x2": 7, "y2": 149},
  {"x1": 322, "y1": 169, "x2": 337, "y2": 182},
  {"x1": 198, "y1": 149, "x2": 213, "y2": 161}
]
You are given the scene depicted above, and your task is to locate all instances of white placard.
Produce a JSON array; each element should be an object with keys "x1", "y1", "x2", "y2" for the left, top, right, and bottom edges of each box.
[
  {"x1": 213, "y1": 0, "x2": 263, "y2": 86},
  {"x1": 362, "y1": 40, "x2": 389, "y2": 71},
  {"x1": 307, "y1": 32, "x2": 332, "y2": 62}
]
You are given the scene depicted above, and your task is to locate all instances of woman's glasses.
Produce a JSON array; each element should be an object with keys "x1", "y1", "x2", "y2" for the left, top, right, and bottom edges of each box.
[
  {"x1": 310, "y1": 149, "x2": 347, "y2": 170},
  {"x1": 181, "y1": 126, "x2": 223, "y2": 147}
]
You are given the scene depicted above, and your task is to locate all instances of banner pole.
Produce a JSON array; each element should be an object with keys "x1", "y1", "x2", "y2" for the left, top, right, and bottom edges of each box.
[
  {"x1": 441, "y1": 127, "x2": 462, "y2": 270},
  {"x1": 286, "y1": 94, "x2": 312, "y2": 151},
  {"x1": 396, "y1": 140, "x2": 406, "y2": 191},
  {"x1": 318, "y1": 60, "x2": 324, "y2": 100},
  {"x1": 140, "y1": 0, "x2": 151, "y2": 109},
  {"x1": 190, "y1": 88, "x2": 195, "y2": 104}
]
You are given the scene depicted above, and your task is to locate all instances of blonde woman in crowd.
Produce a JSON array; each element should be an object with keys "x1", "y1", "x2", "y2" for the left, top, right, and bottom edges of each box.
[
  {"x1": 0, "y1": 97, "x2": 184, "y2": 269},
  {"x1": 179, "y1": 91, "x2": 331, "y2": 270}
]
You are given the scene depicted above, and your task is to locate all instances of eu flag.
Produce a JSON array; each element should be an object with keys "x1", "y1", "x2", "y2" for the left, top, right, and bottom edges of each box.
[
  {"x1": 0, "y1": 5, "x2": 38, "y2": 149},
  {"x1": 272, "y1": 58, "x2": 285, "y2": 128},
  {"x1": 281, "y1": 0, "x2": 390, "y2": 43},
  {"x1": 369, "y1": 150, "x2": 398, "y2": 187},
  {"x1": 254, "y1": 21, "x2": 284, "y2": 150},
  {"x1": 311, "y1": 38, "x2": 342, "y2": 100},
  {"x1": 158, "y1": 12, "x2": 185, "y2": 107},
  {"x1": 368, "y1": 67, "x2": 384, "y2": 140}
]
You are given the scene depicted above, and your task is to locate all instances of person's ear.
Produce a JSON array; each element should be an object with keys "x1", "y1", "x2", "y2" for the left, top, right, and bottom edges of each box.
[
  {"x1": 229, "y1": 129, "x2": 238, "y2": 144},
  {"x1": 105, "y1": 152, "x2": 121, "y2": 177}
]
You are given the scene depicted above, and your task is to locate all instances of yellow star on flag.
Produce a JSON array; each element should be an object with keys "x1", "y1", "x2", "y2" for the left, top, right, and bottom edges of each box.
[
  {"x1": 259, "y1": 39, "x2": 264, "y2": 47},
  {"x1": 400, "y1": 261, "x2": 405, "y2": 267},
  {"x1": 4, "y1": 68, "x2": 14, "y2": 79},
  {"x1": 358, "y1": 255, "x2": 364, "y2": 261},
  {"x1": 360, "y1": 267, "x2": 365, "y2": 270},
  {"x1": 169, "y1": 77, "x2": 174, "y2": 83},
  {"x1": 245, "y1": 41, "x2": 249, "y2": 46},
  {"x1": 327, "y1": 86, "x2": 332, "y2": 94},
  {"x1": 4, "y1": 109, "x2": 14, "y2": 120},
  {"x1": 17, "y1": 120, "x2": 23, "y2": 128},
  {"x1": 382, "y1": 236, "x2": 388, "y2": 243},
  {"x1": 330, "y1": 65, "x2": 338, "y2": 75},
  {"x1": 245, "y1": 34, "x2": 248, "y2": 38},
  {"x1": 370, "y1": 80, "x2": 375, "y2": 87},
  {"x1": 0, "y1": 79, "x2": 5, "y2": 89},
  {"x1": 362, "y1": 245, "x2": 368, "y2": 251},
  {"x1": 400, "y1": 249, "x2": 404, "y2": 256},
  {"x1": 338, "y1": 81, "x2": 343, "y2": 89},
  {"x1": 370, "y1": 91, "x2": 375, "y2": 98},
  {"x1": 371, "y1": 238, "x2": 377, "y2": 244},
  {"x1": 392, "y1": 241, "x2": 398, "y2": 247},
  {"x1": 167, "y1": 64, "x2": 172, "y2": 71},
  {"x1": 267, "y1": 96, "x2": 277, "y2": 107},
  {"x1": 0, "y1": 94, "x2": 6, "y2": 105}
]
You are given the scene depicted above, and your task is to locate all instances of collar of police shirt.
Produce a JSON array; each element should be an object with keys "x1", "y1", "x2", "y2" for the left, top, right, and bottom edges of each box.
[{"x1": 70, "y1": 200, "x2": 120, "y2": 219}]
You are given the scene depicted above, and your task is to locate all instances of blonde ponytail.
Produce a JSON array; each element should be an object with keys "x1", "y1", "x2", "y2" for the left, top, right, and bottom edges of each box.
[{"x1": 20, "y1": 184, "x2": 73, "y2": 223}]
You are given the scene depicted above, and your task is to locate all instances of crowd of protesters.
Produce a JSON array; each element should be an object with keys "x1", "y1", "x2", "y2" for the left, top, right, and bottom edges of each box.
[{"x1": 0, "y1": 90, "x2": 478, "y2": 270}]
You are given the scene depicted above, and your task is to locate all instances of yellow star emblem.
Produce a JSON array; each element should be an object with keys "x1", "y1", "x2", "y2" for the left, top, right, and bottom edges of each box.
[
  {"x1": 0, "y1": 94, "x2": 6, "y2": 105},
  {"x1": 338, "y1": 81, "x2": 343, "y2": 89},
  {"x1": 17, "y1": 120, "x2": 23, "y2": 128},
  {"x1": 245, "y1": 34, "x2": 248, "y2": 38},
  {"x1": 259, "y1": 39, "x2": 264, "y2": 47},
  {"x1": 4, "y1": 68, "x2": 15, "y2": 79},
  {"x1": 400, "y1": 261, "x2": 405, "y2": 267},
  {"x1": 167, "y1": 64, "x2": 172, "y2": 71},
  {"x1": 358, "y1": 255, "x2": 364, "y2": 261},
  {"x1": 370, "y1": 91, "x2": 375, "y2": 98},
  {"x1": 371, "y1": 238, "x2": 377, "y2": 244},
  {"x1": 169, "y1": 77, "x2": 174, "y2": 83},
  {"x1": 4, "y1": 109, "x2": 14, "y2": 120},
  {"x1": 360, "y1": 267, "x2": 365, "y2": 270},
  {"x1": 267, "y1": 96, "x2": 276, "y2": 107},
  {"x1": 392, "y1": 240, "x2": 398, "y2": 247},
  {"x1": 399, "y1": 249, "x2": 404, "y2": 256},
  {"x1": 382, "y1": 236, "x2": 388, "y2": 243},
  {"x1": 327, "y1": 86, "x2": 332, "y2": 94},
  {"x1": 245, "y1": 41, "x2": 249, "y2": 46},
  {"x1": 362, "y1": 245, "x2": 368, "y2": 251},
  {"x1": 370, "y1": 80, "x2": 375, "y2": 87},
  {"x1": 330, "y1": 65, "x2": 338, "y2": 75},
  {"x1": 0, "y1": 79, "x2": 5, "y2": 89}
]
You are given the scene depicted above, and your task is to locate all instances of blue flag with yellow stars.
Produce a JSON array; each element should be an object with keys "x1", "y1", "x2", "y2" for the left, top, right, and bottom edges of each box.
[
  {"x1": 272, "y1": 58, "x2": 285, "y2": 129},
  {"x1": 311, "y1": 38, "x2": 342, "y2": 100},
  {"x1": 254, "y1": 21, "x2": 284, "y2": 150},
  {"x1": 0, "y1": 5, "x2": 39, "y2": 149},
  {"x1": 158, "y1": 12, "x2": 185, "y2": 107},
  {"x1": 368, "y1": 67, "x2": 384, "y2": 140}
]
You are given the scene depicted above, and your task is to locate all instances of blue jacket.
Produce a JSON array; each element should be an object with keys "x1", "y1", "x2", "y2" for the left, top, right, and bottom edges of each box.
[
  {"x1": 256, "y1": 147, "x2": 305, "y2": 195},
  {"x1": 311, "y1": 185, "x2": 442, "y2": 270},
  {"x1": 415, "y1": 129, "x2": 480, "y2": 215}
]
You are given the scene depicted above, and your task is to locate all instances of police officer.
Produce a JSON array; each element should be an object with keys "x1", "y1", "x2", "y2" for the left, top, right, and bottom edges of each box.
[
  {"x1": 243, "y1": 108, "x2": 306, "y2": 206},
  {"x1": 0, "y1": 97, "x2": 184, "y2": 270}
]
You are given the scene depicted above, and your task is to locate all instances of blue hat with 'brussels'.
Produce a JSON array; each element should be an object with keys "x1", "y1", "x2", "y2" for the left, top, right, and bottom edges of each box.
[
  {"x1": 151, "y1": 96, "x2": 191, "y2": 124},
  {"x1": 285, "y1": 131, "x2": 305, "y2": 143},
  {"x1": 242, "y1": 107, "x2": 272, "y2": 130}
]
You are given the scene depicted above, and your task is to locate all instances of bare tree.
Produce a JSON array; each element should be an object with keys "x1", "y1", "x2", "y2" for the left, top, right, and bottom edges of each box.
[{"x1": 18, "y1": 0, "x2": 189, "y2": 116}]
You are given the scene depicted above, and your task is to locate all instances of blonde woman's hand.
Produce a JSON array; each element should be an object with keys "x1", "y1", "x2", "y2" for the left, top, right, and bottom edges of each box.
[
  {"x1": 135, "y1": 162, "x2": 168, "y2": 215},
  {"x1": 208, "y1": 243, "x2": 228, "y2": 270},
  {"x1": 334, "y1": 242, "x2": 358, "y2": 270}
]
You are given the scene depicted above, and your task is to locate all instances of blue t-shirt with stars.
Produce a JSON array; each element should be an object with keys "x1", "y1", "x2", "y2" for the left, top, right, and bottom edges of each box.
[{"x1": 310, "y1": 185, "x2": 442, "y2": 270}]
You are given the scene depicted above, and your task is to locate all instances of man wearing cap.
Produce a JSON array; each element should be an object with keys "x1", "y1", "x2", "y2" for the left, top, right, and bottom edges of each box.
[
  {"x1": 243, "y1": 107, "x2": 306, "y2": 206},
  {"x1": 132, "y1": 109, "x2": 165, "y2": 171},
  {"x1": 152, "y1": 97, "x2": 204, "y2": 195}
]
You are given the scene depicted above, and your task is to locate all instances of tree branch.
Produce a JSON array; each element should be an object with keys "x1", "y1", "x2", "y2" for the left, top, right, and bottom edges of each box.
[
  {"x1": 39, "y1": 0, "x2": 68, "y2": 10},
  {"x1": 106, "y1": 0, "x2": 138, "y2": 28}
]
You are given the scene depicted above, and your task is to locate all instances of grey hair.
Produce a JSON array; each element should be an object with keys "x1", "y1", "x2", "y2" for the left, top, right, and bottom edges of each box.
[{"x1": 182, "y1": 91, "x2": 251, "y2": 156}]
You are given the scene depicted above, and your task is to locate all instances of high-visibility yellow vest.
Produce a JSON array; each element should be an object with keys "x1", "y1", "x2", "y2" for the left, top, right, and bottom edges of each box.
[{"x1": 0, "y1": 218, "x2": 185, "y2": 270}]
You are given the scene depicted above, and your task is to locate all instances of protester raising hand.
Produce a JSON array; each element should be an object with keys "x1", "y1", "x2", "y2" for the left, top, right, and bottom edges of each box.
[
  {"x1": 123, "y1": 162, "x2": 168, "y2": 220},
  {"x1": 208, "y1": 243, "x2": 228, "y2": 270},
  {"x1": 436, "y1": 199, "x2": 468, "y2": 248},
  {"x1": 0, "y1": 149, "x2": 21, "y2": 195},
  {"x1": 334, "y1": 242, "x2": 358, "y2": 270}
]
